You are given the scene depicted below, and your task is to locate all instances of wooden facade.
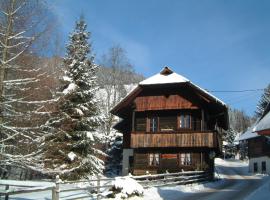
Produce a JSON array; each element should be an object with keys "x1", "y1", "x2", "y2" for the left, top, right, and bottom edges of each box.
[
  {"x1": 248, "y1": 136, "x2": 270, "y2": 158},
  {"x1": 134, "y1": 94, "x2": 198, "y2": 111},
  {"x1": 132, "y1": 151, "x2": 213, "y2": 175},
  {"x1": 111, "y1": 67, "x2": 228, "y2": 176}
]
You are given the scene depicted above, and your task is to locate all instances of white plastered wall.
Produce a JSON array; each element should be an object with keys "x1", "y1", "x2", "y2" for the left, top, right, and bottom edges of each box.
[{"x1": 249, "y1": 156, "x2": 270, "y2": 174}]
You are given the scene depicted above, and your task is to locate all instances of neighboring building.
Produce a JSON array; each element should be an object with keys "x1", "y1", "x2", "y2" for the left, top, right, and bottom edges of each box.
[
  {"x1": 111, "y1": 67, "x2": 228, "y2": 176},
  {"x1": 239, "y1": 103, "x2": 270, "y2": 174},
  {"x1": 254, "y1": 103, "x2": 270, "y2": 135}
]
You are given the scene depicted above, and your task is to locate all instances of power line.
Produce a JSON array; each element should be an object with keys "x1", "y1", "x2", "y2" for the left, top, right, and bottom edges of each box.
[{"x1": 208, "y1": 88, "x2": 264, "y2": 93}]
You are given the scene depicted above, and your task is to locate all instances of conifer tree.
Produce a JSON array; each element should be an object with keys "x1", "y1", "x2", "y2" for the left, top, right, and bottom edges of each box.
[
  {"x1": 44, "y1": 17, "x2": 104, "y2": 180},
  {"x1": 256, "y1": 84, "x2": 270, "y2": 118}
]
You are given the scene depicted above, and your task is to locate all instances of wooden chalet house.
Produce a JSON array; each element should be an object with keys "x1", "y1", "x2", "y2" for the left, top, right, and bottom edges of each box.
[
  {"x1": 111, "y1": 67, "x2": 228, "y2": 176},
  {"x1": 240, "y1": 103, "x2": 270, "y2": 174}
]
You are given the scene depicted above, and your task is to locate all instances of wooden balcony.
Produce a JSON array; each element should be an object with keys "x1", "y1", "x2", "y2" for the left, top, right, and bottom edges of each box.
[{"x1": 130, "y1": 131, "x2": 218, "y2": 148}]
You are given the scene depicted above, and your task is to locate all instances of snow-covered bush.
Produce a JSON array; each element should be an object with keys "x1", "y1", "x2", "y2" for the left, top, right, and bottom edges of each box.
[{"x1": 108, "y1": 177, "x2": 144, "y2": 199}]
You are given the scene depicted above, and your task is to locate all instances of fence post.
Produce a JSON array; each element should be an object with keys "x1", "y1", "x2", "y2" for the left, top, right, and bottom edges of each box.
[
  {"x1": 145, "y1": 171, "x2": 150, "y2": 187},
  {"x1": 97, "y1": 175, "x2": 101, "y2": 200},
  {"x1": 164, "y1": 170, "x2": 169, "y2": 184},
  {"x1": 5, "y1": 185, "x2": 9, "y2": 200},
  {"x1": 52, "y1": 175, "x2": 60, "y2": 200}
]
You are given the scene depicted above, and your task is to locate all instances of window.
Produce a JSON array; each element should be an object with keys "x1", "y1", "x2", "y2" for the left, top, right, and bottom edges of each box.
[
  {"x1": 262, "y1": 161, "x2": 266, "y2": 173},
  {"x1": 149, "y1": 153, "x2": 160, "y2": 166},
  {"x1": 150, "y1": 117, "x2": 158, "y2": 132},
  {"x1": 254, "y1": 163, "x2": 258, "y2": 173},
  {"x1": 135, "y1": 117, "x2": 146, "y2": 131},
  {"x1": 179, "y1": 153, "x2": 192, "y2": 165},
  {"x1": 159, "y1": 116, "x2": 177, "y2": 132},
  {"x1": 179, "y1": 114, "x2": 191, "y2": 129}
]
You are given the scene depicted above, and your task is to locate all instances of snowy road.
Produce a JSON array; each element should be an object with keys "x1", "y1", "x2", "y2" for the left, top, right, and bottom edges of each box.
[
  {"x1": 144, "y1": 159, "x2": 270, "y2": 200},
  {"x1": 180, "y1": 159, "x2": 268, "y2": 200}
]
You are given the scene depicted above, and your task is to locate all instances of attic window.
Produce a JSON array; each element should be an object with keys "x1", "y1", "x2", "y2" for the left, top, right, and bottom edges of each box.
[{"x1": 160, "y1": 66, "x2": 173, "y2": 76}]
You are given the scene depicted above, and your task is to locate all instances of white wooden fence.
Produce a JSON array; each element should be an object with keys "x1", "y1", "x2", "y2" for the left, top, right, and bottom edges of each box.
[
  {"x1": 133, "y1": 170, "x2": 211, "y2": 187},
  {"x1": 0, "y1": 171, "x2": 211, "y2": 200},
  {"x1": 0, "y1": 180, "x2": 54, "y2": 200}
]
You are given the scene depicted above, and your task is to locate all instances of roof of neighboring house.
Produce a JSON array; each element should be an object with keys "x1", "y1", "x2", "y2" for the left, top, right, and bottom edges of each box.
[
  {"x1": 253, "y1": 103, "x2": 270, "y2": 132},
  {"x1": 239, "y1": 125, "x2": 259, "y2": 141}
]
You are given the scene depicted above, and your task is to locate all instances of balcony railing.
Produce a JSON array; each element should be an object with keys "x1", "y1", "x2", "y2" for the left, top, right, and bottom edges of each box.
[{"x1": 130, "y1": 131, "x2": 218, "y2": 148}]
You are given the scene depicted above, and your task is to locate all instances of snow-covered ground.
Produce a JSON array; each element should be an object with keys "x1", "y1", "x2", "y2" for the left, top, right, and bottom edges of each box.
[
  {"x1": 143, "y1": 158, "x2": 269, "y2": 200},
  {"x1": 3, "y1": 158, "x2": 269, "y2": 200}
]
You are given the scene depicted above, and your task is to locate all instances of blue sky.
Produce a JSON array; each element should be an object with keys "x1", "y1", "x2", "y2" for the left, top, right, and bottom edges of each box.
[{"x1": 49, "y1": 0, "x2": 270, "y2": 116}]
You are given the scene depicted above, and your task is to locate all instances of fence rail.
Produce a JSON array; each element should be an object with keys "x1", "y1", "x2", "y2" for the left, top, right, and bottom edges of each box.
[
  {"x1": 132, "y1": 170, "x2": 211, "y2": 187},
  {"x1": 0, "y1": 171, "x2": 212, "y2": 200}
]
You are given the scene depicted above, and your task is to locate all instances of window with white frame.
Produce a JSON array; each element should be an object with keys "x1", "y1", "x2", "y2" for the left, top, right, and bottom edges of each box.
[
  {"x1": 179, "y1": 153, "x2": 192, "y2": 165},
  {"x1": 149, "y1": 153, "x2": 160, "y2": 166}
]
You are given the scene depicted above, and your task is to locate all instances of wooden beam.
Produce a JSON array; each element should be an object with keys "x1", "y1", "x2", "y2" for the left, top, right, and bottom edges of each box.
[
  {"x1": 201, "y1": 109, "x2": 205, "y2": 131},
  {"x1": 132, "y1": 111, "x2": 135, "y2": 132}
]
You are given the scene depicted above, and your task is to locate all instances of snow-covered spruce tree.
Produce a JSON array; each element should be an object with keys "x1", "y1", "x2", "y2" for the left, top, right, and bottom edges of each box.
[
  {"x1": 105, "y1": 129, "x2": 123, "y2": 176},
  {"x1": 223, "y1": 127, "x2": 237, "y2": 158},
  {"x1": 44, "y1": 17, "x2": 104, "y2": 180},
  {"x1": 255, "y1": 84, "x2": 270, "y2": 118}
]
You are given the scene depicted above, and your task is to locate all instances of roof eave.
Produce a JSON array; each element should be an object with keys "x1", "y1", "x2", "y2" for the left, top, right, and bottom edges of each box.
[{"x1": 110, "y1": 85, "x2": 142, "y2": 116}]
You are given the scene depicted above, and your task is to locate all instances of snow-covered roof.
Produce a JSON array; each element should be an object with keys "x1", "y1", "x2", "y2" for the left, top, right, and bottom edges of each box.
[
  {"x1": 233, "y1": 132, "x2": 241, "y2": 144},
  {"x1": 253, "y1": 106, "x2": 270, "y2": 132},
  {"x1": 139, "y1": 72, "x2": 189, "y2": 85},
  {"x1": 139, "y1": 67, "x2": 225, "y2": 105},
  {"x1": 239, "y1": 125, "x2": 259, "y2": 141}
]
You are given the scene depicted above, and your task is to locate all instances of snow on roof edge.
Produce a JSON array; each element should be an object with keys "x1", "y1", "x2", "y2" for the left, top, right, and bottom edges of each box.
[
  {"x1": 253, "y1": 111, "x2": 270, "y2": 132},
  {"x1": 239, "y1": 125, "x2": 259, "y2": 141},
  {"x1": 139, "y1": 72, "x2": 189, "y2": 85},
  {"x1": 188, "y1": 81, "x2": 226, "y2": 106}
]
